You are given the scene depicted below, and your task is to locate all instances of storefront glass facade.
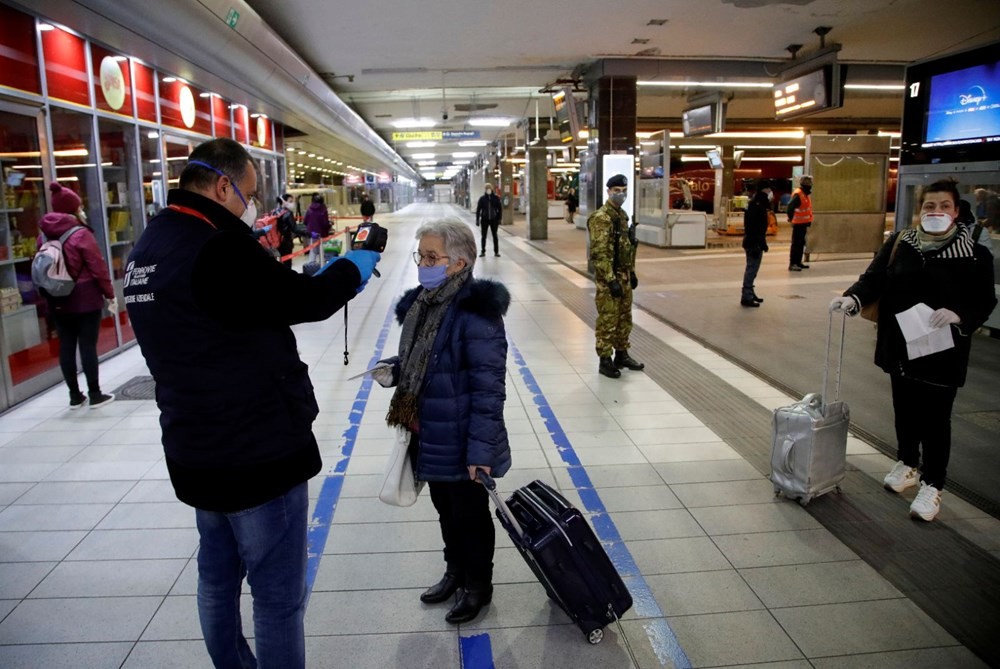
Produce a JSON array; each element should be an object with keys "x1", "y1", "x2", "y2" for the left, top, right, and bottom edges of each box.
[{"x1": 0, "y1": 2, "x2": 285, "y2": 409}]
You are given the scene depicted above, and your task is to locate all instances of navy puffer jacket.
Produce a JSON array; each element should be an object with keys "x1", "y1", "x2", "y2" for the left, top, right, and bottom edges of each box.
[{"x1": 389, "y1": 277, "x2": 512, "y2": 482}]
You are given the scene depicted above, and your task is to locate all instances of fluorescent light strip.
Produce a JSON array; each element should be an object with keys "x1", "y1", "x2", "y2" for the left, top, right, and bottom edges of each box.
[
  {"x1": 638, "y1": 80, "x2": 773, "y2": 88},
  {"x1": 845, "y1": 84, "x2": 905, "y2": 90}
]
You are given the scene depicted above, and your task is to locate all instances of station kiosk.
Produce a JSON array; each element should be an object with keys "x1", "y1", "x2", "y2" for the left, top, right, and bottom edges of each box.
[{"x1": 635, "y1": 131, "x2": 708, "y2": 248}]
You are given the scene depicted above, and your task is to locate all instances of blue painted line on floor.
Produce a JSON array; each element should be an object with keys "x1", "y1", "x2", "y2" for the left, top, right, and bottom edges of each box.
[
  {"x1": 304, "y1": 303, "x2": 396, "y2": 601},
  {"x1": 460, "y1": 633, "x2": 496, "y2": 669},
  {"x1": 510, "y1": 341, "x2": 692, "y2": 669}
]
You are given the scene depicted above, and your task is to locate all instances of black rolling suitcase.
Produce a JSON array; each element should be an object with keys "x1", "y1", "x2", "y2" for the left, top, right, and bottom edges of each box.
[{"x1": 479, "y1": 473, "x2": 633, "y2": 644}]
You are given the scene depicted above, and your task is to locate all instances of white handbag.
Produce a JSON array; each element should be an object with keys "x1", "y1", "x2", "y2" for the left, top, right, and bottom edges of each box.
[{"x1": 378, "y1": 428, "x2": 424, "y2": 506}]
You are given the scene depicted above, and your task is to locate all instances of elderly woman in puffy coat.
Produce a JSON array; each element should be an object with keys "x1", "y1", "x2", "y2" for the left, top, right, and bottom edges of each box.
[{"x1": 373, "y1": 218, "x2": 511, "y2": 625}]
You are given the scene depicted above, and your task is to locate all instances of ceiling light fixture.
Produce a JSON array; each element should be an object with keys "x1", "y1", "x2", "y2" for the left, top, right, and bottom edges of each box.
[
  {"x1": 392, "y1": 118, "x2": 436, "y2": 128},
  {"x1": 411, "y1": 153, "x2": 435, "y2": 159},
  {"x1": 638, "y1": 80, "x2": 773, "y2": 89},
  {"x1": 469, "y1": 118, "x2": 513, "y2": 127},
  {"x1": 406, "y1": 141, "x2": 437, "y2": 148},
  {"x1": 845, "y1": 84, "x2": 906, "y2": 90}
]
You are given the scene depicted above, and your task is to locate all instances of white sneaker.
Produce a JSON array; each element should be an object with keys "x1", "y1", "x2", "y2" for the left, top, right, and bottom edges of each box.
[
  {"x1": 883, "y1": 460, "x2": 919, "y2": 493},
  {"x1": 910, "y1": 482, "x2": 942, "y2": 522}
]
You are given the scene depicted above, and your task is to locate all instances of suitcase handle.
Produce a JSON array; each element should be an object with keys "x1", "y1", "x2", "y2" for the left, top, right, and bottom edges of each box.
[
  {"x1": 822, "y1": 310, "x2": 848, "y2": 406},
  {"x1": 519, "y1": 486, "x2": 575, "y2": 549},
  {"x1": 477, "y1": 470, "x2": 526, "y2": 540}
]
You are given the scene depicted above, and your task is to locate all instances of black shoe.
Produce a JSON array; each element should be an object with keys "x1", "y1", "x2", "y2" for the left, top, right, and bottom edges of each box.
[
  {"x1": 445, "y1": 585, "x2": 492, "y2": 624},
  {"x1": 494, "y1": 252, "x2": 501, "y2": 257},
  {"x1": 613, "y1": 351, "x2": 645, "y2": 371},
  {"x1": 788, "y1": 264, "x2": 802, "y2": 272},
  {"x1": 796, "y1": 263, "x2": 810, "y2": 269},
  {"x1": 740, "y1": 299, "x2": 761, "y2": 308},
  {"x1": 480, "y1": 251, "x2": 486, "y2": 257},
  {"x1": 88, "y1": 392, "x2": 115, "y2": 409},
  {"x1": 752, "y1": 295, "x2": 764, "y2": 303},
  {"x1": 69, "y1": 392, "x2": 87, "y2": 410},
  {"x1": 598, "y1": 357, "x2": 621, "y2": 378},
  {"x1": 420, "y1": 572, "x2": 462, "y2": 604}
]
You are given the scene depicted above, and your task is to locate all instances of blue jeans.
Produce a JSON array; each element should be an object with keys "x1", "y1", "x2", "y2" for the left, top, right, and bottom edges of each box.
[{"x1": 195, "y1": 482, "x2": 308, "y2": 669}]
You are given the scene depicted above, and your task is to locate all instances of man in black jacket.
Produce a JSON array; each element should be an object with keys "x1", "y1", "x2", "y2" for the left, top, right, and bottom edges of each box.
[
  {"x1": 124, "y1": 138, "x2": 380, "y2": 669},
  {"x1": 360, "y1": 192, "x2": 376, "y2": 221},
  {"x1": 741, "y1": 180, "x2": 771, "y2": 307},
  {"x1": 476, "y1": 183, "x2": 503, "y2": 257}
]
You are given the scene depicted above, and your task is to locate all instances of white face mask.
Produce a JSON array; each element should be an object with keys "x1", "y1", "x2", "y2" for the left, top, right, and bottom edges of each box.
[
  {"x1": 240, "y1": 199, "x2": 257, "y2": 228},
  {"x1": 283, "y1": 200, "x2": 295, "y2": 212},
  {"x1": 920, "y1": 211, "x2": 953, "y2": 234},
  {"x1": 77, "y1": 209, "x2": 88, "y2": 223}
]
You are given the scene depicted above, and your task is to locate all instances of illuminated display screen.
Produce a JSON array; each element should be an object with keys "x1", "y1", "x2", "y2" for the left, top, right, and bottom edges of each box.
[
  {"x1": 774, "y1": 68, "x2": 830, "y2": 119},
  {"x1": 682, "y1": 104, "x2": 716, "y2": 136},
  {"x1": 923, "y1": 62, "x2": 1000, "y2": 147}
]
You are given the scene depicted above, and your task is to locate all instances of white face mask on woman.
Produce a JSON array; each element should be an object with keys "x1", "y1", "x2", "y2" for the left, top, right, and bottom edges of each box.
[{"x1": 920, "y1": 211, "x2": 953, "y2": 234}]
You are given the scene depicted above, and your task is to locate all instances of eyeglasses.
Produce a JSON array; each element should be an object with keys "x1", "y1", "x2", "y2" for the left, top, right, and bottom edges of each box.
[{"x1": 412, "y1": 251, "x2": 451, "y2": 266}]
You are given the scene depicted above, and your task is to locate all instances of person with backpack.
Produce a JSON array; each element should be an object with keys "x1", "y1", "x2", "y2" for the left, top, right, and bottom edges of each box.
[
  {"x1": 271, "y1": 193, "x2": 297, "y2": 268},
  {"x1": 38, "y1": 182, "x2": 116, "y2": 409}
]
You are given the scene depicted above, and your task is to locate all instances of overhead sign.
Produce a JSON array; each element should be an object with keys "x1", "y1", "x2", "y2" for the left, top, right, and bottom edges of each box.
[{"x1": 391, "y1": 130, "x2": 482, "y2": 141}]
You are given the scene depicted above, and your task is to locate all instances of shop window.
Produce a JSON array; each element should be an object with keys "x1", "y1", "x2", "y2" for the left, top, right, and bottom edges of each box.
[
  {"x1": 140, "y1": 129, "x2": 165, "y2": 221},
  {"x1": 98, "y1": 118, "x2": 142, "y2": 343},
  {"x1": 0, "y1": 109, "x2": 46, "y2": 385},
  {"x1": 159, "y1": 78, "x2": 211, "y2": 136},
  {"x1": 90, "y1": 44, "x2": 133, "y2": 117},
  {"x1": 132, "y1": 61, "x2": 157, "y2": 123},
  {"x1": 41, "y1": 25, "x2": 90, "y2": 107},
  {"x1": 212, "y1": 95, "x2": 231, "y2": 139},
  {"x1": 164, "y1": 134, "x2": 198, "y2": 190},
  {"x1": 0, "y1": 5, "x2": 41, "y2": 95},
  {"x1": 49, "y1": 107, "x2": 116, "y2": 356}
]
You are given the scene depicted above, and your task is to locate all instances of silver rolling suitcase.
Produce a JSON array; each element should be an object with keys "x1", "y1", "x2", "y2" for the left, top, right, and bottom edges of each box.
[{"x1": 770, "y1": 310, "x2": 850, "y2": 506}]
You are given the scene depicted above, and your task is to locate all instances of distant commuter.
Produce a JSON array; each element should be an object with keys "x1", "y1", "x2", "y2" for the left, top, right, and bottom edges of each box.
[
  {"x1": 123, "y1": 137, "x2": 381, "y2": 668},
  {"x1": 958, "y1": 198, "x2": 993, "y2": 255},
  {"x1": 360, "y1": 192, "x2": 376, "y2": 221},
  {"x1": 372, "y1": 218, "x2": 511, "y2": 625},
  {"x1": 304, "y1": 193, "x2": 331, "y2": 264},
  {"x1": 787, "y1": 174, "x2": 813, "y2": 271},
  {"x1": 475, "y1": 183, "x2": 503, "y2": 257},
  {"x1": 39, "y1": 182, "x2": 116, "y2": 410},
  {"x1": 588, "y1": 174, "x2": 644, "y2": 378},
  {"x1": 740, "y1": 180, "x2": 771, "y2": 307},
  {"x1": 830, "y1": 178, "x2": 995, "y2": 522},
  {"x1": 565, "y1": 187, "x2": 579, "y2": 224},
  {"x1": 272, "y1": 193, "x2": 297, "y2": 268}
]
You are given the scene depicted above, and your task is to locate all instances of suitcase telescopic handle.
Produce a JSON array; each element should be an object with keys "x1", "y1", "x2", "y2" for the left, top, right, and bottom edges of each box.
[
  {"x1": 477, "y1": 470, "x2": 525, "y2": 539},
  {"x1": 822, "y1": 309, "x2": 848, "y2": 406}
]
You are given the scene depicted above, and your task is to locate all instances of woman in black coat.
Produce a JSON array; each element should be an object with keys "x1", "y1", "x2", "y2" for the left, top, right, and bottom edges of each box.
[{"x1": 830, "y1": 179, "x2": 996, "y2": 522}]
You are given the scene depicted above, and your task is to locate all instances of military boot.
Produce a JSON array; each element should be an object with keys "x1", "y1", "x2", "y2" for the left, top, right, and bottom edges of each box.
[
  {"x1": 614, "y1": 350, "x2": 645, "y2": 371},
  {"x1": 599, "y1": 356, "x2": 621, "y2": 378}
]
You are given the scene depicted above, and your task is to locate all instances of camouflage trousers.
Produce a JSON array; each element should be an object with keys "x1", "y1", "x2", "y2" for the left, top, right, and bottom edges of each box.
[{"x1": 594, "y1": 275, "x2": 633, "y2": 358}]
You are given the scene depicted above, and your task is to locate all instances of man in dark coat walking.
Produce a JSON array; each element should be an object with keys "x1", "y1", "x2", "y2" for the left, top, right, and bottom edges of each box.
[{"x1": 476, "y1": 183, "x2": 503, "y2": 257}]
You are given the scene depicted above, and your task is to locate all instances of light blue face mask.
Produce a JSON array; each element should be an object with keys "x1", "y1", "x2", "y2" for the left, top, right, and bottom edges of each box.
[{"x1": 418, "y1": 264, "x2": 449, "y2": 290}]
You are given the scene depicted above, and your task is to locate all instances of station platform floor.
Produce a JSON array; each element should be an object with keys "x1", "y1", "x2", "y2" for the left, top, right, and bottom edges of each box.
[{"x1": 0, "y1": 202, "x2": 998, "y2": 668}]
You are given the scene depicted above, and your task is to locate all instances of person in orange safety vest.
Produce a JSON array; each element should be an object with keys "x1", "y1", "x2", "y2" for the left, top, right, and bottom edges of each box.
[{"x1": 787, "y1": 174, "x2": 813, "y2": 271}]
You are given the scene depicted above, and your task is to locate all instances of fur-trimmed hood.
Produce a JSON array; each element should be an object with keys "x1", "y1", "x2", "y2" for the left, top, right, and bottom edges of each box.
[{"x1": 395, "y1": 277, "x2": 511, "y2": 324}]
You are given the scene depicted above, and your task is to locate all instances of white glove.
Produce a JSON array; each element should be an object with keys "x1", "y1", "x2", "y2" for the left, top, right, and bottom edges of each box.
[
  {"x1": 371, "y1": 363, "x2": 394, "y2": 388},
  {"x1": 928, "y1": 308, "x2": 961, "y2": 329},
  {"x1": 106, "y1": 297, "x2": 118, "y2": 314},
  {"x1": 828, "y1": 296, "x2": 859, "y2": 316}
]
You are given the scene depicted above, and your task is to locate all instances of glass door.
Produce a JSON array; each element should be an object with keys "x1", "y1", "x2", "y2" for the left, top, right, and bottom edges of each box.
[
  {"x1": 0, "y1": 105, "x2": 52, "y2": 407},
  {"x1": 97, "y1": 117, "x2": 143, "y2": 343}
]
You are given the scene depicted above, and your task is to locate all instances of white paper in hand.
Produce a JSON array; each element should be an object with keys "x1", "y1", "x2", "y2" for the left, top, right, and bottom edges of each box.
[
  {"x1": 347, "y1": 362, "x2": 392, "y2": 380},
  {"x1": 895, "y1": 303, "x2": 954, "y2": 360}
]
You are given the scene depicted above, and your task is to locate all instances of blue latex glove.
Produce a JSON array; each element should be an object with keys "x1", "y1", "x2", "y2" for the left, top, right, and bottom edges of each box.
[
  {"x1": 260, "y1": 224, "x2": 273, "y2": 233},
  {"x1": 314, "y1": 249, "x2": 381, "y2": 285}
]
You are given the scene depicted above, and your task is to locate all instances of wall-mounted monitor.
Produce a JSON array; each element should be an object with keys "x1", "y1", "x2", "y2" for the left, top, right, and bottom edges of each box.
[
  {"x1": 705, "y1": 149, "x2": 724, "y2": 169},
  {"x1": 773, "y1": 65, "x2": 844, "y2": 120},
  {"x1": 552, "y1": 88, "x2": 584, "y2": 144},
  {"x1": 901, "y1": 42, "x2": 1000, "y2": 165},
  {"x1": 682, "y1": 103, "x2": 725, "y2": 137}
]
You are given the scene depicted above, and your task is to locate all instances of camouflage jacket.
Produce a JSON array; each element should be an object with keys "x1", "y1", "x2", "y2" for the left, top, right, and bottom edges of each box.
[{"x1": 587, "y1": 201, "x2": 635, "y2": 284}]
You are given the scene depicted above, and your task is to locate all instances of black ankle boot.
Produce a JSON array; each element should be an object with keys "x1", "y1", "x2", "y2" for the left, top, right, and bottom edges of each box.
[
  {"x1": 445, "y1": 584, "x2": 493, "y2": 624},
  {"x1": 614, "y1": 350, "x2": 645, "y2": 371},
  {"x1": 420, "y1": 572, "x2": 462, "y2": 604},
  {"x1": 598, "y1": 356, "x2": 621, "y2": 378}
]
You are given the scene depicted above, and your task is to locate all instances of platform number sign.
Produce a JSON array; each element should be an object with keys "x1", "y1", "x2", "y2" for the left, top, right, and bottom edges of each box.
[
  {"x1": 909, "y1": 82, "x2": 920, "y2": 98},
  {"x1": 225, "y1": 8, "x2": 239, "y2": 29}
]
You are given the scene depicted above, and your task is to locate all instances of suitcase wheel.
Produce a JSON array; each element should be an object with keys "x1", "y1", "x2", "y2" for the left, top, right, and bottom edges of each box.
[
  {"x1": 798, "y1": 496, "x2": 811, "y2": 507},
  {"x1": 587, "y1": 628, "x2": 604, "y2": 645}
]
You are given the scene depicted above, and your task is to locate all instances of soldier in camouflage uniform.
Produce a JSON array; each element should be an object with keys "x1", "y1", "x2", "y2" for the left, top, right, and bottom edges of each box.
[{"x1": 588, "y1": 174, "x2": 644, "y2": 379}]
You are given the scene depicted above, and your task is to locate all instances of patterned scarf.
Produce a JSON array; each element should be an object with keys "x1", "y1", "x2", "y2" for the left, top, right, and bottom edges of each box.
[{"x1": 386, "y1": 267, "x2": 472, "y2": 430}]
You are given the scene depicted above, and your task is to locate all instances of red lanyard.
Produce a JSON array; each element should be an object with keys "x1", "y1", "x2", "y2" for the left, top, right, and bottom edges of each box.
[{"x1": 168, "y1": 204, "x2": 217, "y2": 229}]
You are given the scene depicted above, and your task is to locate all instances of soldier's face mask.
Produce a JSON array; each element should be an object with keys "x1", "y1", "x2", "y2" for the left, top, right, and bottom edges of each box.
[{"x1": 609, "y1": 189, "x2": 627, "y2": 206}]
